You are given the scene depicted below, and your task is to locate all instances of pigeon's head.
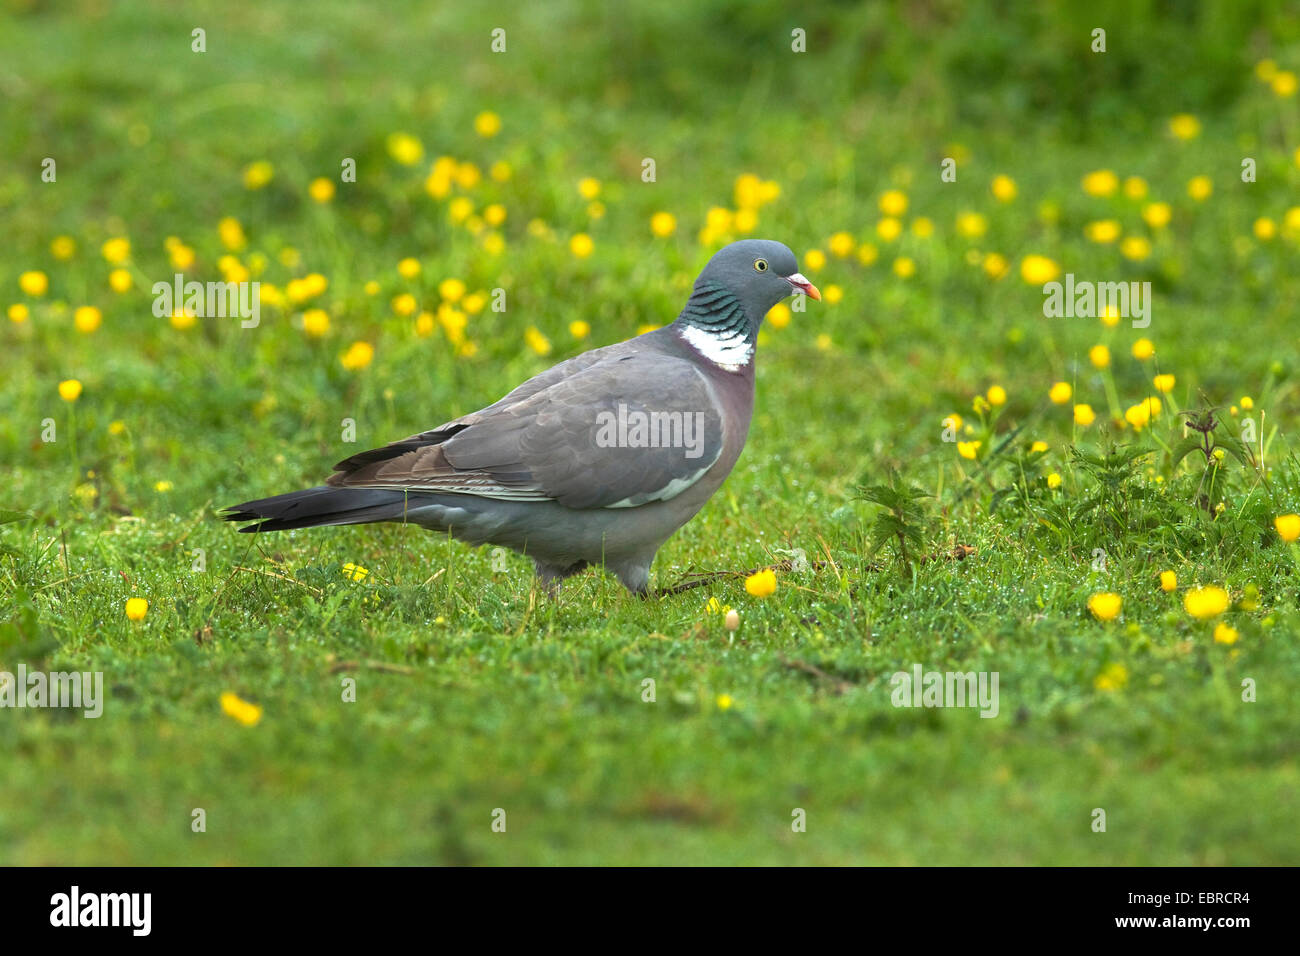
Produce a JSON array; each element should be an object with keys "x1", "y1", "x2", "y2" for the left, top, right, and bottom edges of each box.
[{"x1": 696, "y1": 239, "x2": 822, "y2": 325}]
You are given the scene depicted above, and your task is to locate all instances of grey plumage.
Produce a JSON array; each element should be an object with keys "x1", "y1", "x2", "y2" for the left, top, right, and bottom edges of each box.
[{"x1": 222, "y1": 239, "x2": 820, "y2": 593}]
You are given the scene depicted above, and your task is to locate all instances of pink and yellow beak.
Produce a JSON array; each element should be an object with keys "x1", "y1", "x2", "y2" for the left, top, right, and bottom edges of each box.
[{"x1": 784, "y1": 272, "x2": 821, "y2": 301}]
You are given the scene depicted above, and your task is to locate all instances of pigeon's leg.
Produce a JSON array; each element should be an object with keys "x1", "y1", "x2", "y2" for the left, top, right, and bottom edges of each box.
[
  {"x1": 533, "y1": 559, "x2": 589, "y2": 596},
  {"x1": 610, "y1": 560, "x2": 651, "y2": 597}
]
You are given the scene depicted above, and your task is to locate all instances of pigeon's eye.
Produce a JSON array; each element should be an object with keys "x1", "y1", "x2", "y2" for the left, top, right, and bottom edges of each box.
[{"x1": 754, "y1": 258, "x2": 768, "y2": 272}]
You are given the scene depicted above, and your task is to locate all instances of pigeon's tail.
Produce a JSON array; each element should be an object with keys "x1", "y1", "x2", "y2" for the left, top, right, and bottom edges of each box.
[{"x1": 221, "y1": 486, "x2": 418, "y2": 532}]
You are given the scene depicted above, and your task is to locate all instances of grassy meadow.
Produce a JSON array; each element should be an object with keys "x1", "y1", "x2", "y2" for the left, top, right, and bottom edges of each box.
[{"x1": 2, "y1": 0, "x2": 1300, "y2": 864}]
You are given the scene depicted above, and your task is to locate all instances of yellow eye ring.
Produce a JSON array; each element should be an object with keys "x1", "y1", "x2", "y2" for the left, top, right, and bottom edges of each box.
[{"x1": 754, "y1": 258, "x2": 768, "y2": 272}]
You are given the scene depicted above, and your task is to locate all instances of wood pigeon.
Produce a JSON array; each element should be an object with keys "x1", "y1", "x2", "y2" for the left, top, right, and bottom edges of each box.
[{"x1": 222, "y1": 239, "x2": 820, "y2": 593}]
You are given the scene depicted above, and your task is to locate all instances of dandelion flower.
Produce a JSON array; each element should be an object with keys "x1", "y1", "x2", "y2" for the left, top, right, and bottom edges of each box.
[
  {"x1": 650, "y1": 212, "x2": 676, "y2": 237},
  {"x1": 1081, "y1": 169, "x2": 1119, "y2": 197},
  {"x1": 74, "y1": 306, "x2": 102, "y2": 334},
  {"x1": 892, "y1": 257, "x2": 915, "y2": 279},
  {"x1": 1088, "y1": 592, "x2": 1122, "y2": 621},
  {"x1": 1275, "y1": 514, "x2": 1300, "y2": 542},
  {"x1": 398, "y1": 257, "x2": 421, "y2": 279},
  {"x1": 766, "y1": 303, "x2": 791, "y2": 329},
  {"x1": 1020, "y1": 255, "x2": 1060, "y2": 284},
  {"x1": 828, "y1": 231, "x2": 855, "y2": 258},
  {"x1": 19, "y1": 271, "x2": 49, "y2": 296},
  {"x1": 386, "y1": 132, "x2": 424, "y2": 166},
  {"x1": 125, "y1": 597, "x2": 148, "y2": 621},
  {"x1": 1160, "y1": 571, "x2": 1177, "y2": 592}
]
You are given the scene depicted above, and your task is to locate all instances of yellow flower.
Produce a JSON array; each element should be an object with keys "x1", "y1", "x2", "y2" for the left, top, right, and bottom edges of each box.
[
  {"x1": 944, "y1": 413, "x2": 963, "y2": 432},
  {"x1": 1275, "y1": 514, "x2": 1300, "y2": 542},
  {"x1": 1187, "y1": 175, "x2": 1212, "y2": 201},
  {"x1": 744, "y1": 568, "x2": 777, "y2": 597},
  {"x1": 1153, "y1": 374, "x2": 1175, "y2": 393},
  {"x1": 242, "y1": 160, "x2": 274, "y2": 189},
  {"x1": 957, "y1": 440, "x2": 981, "y2": 460},
  {"x1": 220, "y1": 692, "x2": 263, "y2": 727},
  {"x1": 1159, "y1": 570, "x2": 1177, "y2": 592},
  {"x1": 1094, "y1": 662, "x2": 1128, "y2": 691},
  {"x1": 1120, "y1": 236, "x2": 1151, "y2": 261},
  {"x1": 8, "y1": 303, "x2": 29, "y2": 323},
  {"x1": 386, "y1": 132, "x2": 424, "y2": 165},
  {"x1": 414, "y1": 312, "x2": 435, "y2": 337},
  {"x1": 569, "y1": 320, "x2": 591, "y2": 339},
  {"x1": 1131, "y1": 338, "x2": 1154, "y2": 360},
  {"x1": 391, "y1": 293, "x2": 417, "y2": 316},
  {"x1": 1240, "y1": 396, "x2": 1253, "y2": 410},
  {"x1": 108, "y1": 268, "x2": 132, "y2": 293},
  {"x1": 340, "y1": 341, "x2": 375, "y2": 371},
  {"x1": 341, "y1": 562, "x2": 370, "y2": 582},
  {"x1": 716, "y1": 694, "x2": 734, "y2": 711},
  {"x1": 982, "y1": 252, "x2": 1009, "y2": 279},
  {"x1": 58, "y1": 379, "x2": 83, "y2": 402},
  {"x1": 398, "y1": 257, "x2": 421, "y2": 279},
  {"x1": 454, "y1": 162, "x2": 480, "y2": 189},
  {"x1": 828, "y1": 231, "x2": 855, "y2": 258},
  {"x1": 169, "y1": 243, "x2": 195, "y2": 270},
  {"x1": 569, "y1": 233, "x2": 594, "y2": 259},
  {"x1": 1031, "y1": 440, "x2": 1049, "y2": 454},
  {"x1": 1047, "y1": 472, "x2": 1062, "y2": 489},
  {"x1": 1049, "y1": 381, "x2": 1072, "y2": 404},
  {"x1": 438, "y1": 278, "x2": 466, "y2": 302},
  {"x1": 19, "y1": 270, "x2": 49, "y2": 296},
  {"x1": 577, "y1": 177, "x2": 601, "y2": 200},
  {"x1": 474, "y1": 110, "x2": 502, "y2": 137},
  {"x1": 766, "y1": 303, "x2": 791, "y2": 329},
  {"x1": 1081, "y1": 169, "x2": 1119, "y2": 197},
  {"x1": 125, "y1": 597, "x2": 148, "y2": 621},
  {"x1": 803, "y1": 249, "x2": 826, "y2": 271},
  {"x1": 1124, "y1": 402, "x2": 1151, "y2": 430},
  {"x1": 490, "y1": 160, "x2": 512, "y2": 182},
  {"x1": 1272, "y1": 70, "x2": 1298, "y2": 97},
  {"x1": 815, "y1": 334, "x2": 832, "y2": 351},
  {"x1": 462, "y1": 292, "x2": 487, "y2": 315},
  {"x1": 823, "y1": 284, "x2": 843, "y2": 305},
  {"x1": 1088, "y1": 592, "x2": 1122, "y2": 621},
  {"x1": 484, "y1": 203, "x2": 507, "y2": 227},
  {"x1": 1020, "y1": 255, "x2": 1060, "y2": 284},
  {"x1": 856, "y1": 242, "x2": 879, "y2": 266},
  {"x1": 170, "y1": 309, "x2": 196, "y2": 330},
  {"x1": 879, "y1": 189, "x2": 908, "y2": 216},
  {"x1": 1074, "y1": 403, "x2": 1095, "y2": 426},
  {"x1": 1184, "y1": 586, "x2": 1229, "y2": 619},
  {"x1": 734, "y1": 173, "x2": 762, "y2": 209},
  {"x1": 892, "y1": 257, "x2": 915, "y2": 279},
  {"x1": 1084, "y1": 219, "x2": 1121, "y2": 243},
  {"x1": 1213, "y1": 622, "x2": 1239, "y2": 645},
  {"x1": 986, "y1": 385, "x2": 1006, "y2": 406},
  {"x1": 525, "y1": 326, "x2": 552, "y2": 356},
  {"x1": 153, "y1": 480, "x2": 173, "y2": 492},
  {"x1": 1123, "y1": 176, "x2": 1148, "y2": 200},
  {"x1": 911, "y1": 217, "x2": 934, "y2": 238},
  {"x1": 650, "y1": 211, "x2": 677, "y2": 237},
  {"x1": 108, "y1": 420, "x2": 126, "y2": 436},
  {"x1": 74, "y1": 306, "x2": 102, "y2": 334},
  {"x1": 99, "y1": 237, "x2": 130, "y2": 264},
  {"x1": 1141, "y1": 202, "x2": 1172, "y2": 230},
  {"x1": 990, "y1": 174, "x2": 1017, "y2": 202},
  {"x1": 956, "y1": 212, "x2": 987, "y2": 238},
  {"x1": 1169, "y1": 113, "x2": 1201, "y2": 140},
  {"x1": 308, "y1": 177, "x2": 335, "y2": 203},
  {"x1": 1253, "y1": 217, "x2": 1276, "y2": 241},
  {"x1": 875, "y1": 217, "x2": 902, "y2": 241},
  {"x1": 1256, "y1": 59, "x2": 1278, "y2": 82},
  {"x1": 302, "y1": 308, "x2": 330, "y2": 337},
  {"x1": 1088, "y1": 345, "x2": 1110, "y2": 369},
  {"x1": 218, "y1": 217, "x2": 246, "y2": 251},
  {"x1": 51, "y1": 235, "x2": 76, "y2": 259}
]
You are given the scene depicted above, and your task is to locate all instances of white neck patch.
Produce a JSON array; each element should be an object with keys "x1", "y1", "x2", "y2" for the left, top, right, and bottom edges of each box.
[{"x1": 677, "y1": 325, "x2": 752, "y2": 372}]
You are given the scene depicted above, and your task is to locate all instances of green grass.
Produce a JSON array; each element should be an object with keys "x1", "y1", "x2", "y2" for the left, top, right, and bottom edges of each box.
[{"x1": 2, "y1": 0, "x2": 1300, "y2": 864}]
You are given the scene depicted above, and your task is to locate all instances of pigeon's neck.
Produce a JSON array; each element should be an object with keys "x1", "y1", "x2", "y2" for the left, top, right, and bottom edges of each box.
[{"x1": 672, "y1": 281, "x2": 754, "y2": 372}]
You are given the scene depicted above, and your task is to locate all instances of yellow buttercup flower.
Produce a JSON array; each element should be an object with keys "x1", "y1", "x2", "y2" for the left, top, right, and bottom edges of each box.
[
  {"x1": 1088, "y1": 592, "x2": 1122, "y2": 621},
  {"x1": 1153, "y1": 374, "x2": 1175, "y2": 393},
  {"x1": 911, "y1": 217, "x2": 934, "y2": 238},
  {"x1": 1169, "y1": 114, "x2": 1201, "y2": 140},
  {"x1": 766, "y1": 303, "x2": 791, "y2": 329},
  {"x1": 218, "y1": 217, "x2": 246, "y2": 251},
  {"x1": 569, "y1": 233, "x2": 594, "y2": 259},
  {"x1": 8, "y1": 303, "x2": 29, "y2": 323},
  {"x1": 1081, "y1": 169, "x2": 1119, "y2": 197},
  {"x1": 1085, "y1": 219, "x2": 1121, "y2": 243},
  {"x1": 1074, "y1": 403, "x2": 1095, "y2": 426},
  {"x1": 804, "y1": 249, "x2": 826, "y2": 271},
  {"x1": 879, "y1": 189, "x2": 908, "y2": 216},
  {"x1": 828, "y1": 231, "x2": 855, "y2": 258},
  {"x1": 892, "y1": 257, "x2": 915, "y2": 279},
  {"x1": 20, "y1": 270, "x2": 49, "y2": 296},
  {"x1": 986, "y1": 385, "x2": 1007, "y2": 406},
  {"x1": 875, "y1": 217, "x2": 902, "y2": 241},
  {"x1": 1275, "y1": 514, "x2": 1300, "y2": 542},
  {"x1": 438, "y1": 278, "x2": 466, "y2": 303},
  {"x1": 744, "y1": 568, "x2": 777, "y2": 598},
  {"x1": 1159, "y1": 571, "x2": 1177, "y2": 592},
  {"x1": 484, "y1": 204, "x2": 507, "y2": 227},
  {"x1": 1142, "y1": 202, "x2": 1172, "y2": 229},
  {"x1": 957, "y1": 440, "x2": 981, "y2": 460},
  {"x1": 109, "y1": 268, "x2": 132, "y2": 293},
  {"x1": 1123, "y1": 176, "x2": 1148, "y2": 200},
  {"x1": 170, "y1": 309, "x2": 196, "y2": 330},
  {"x1": 1272, "y1": 70, "x2": 1298, "y2": 97},
  {"x1": 302, "y1": 308, "x2": 330, "y2": 337},
  {"x1": 1120, "y1": 236, "x2": 1151, "y2": 261},
  {"x1": 125, "y1": 597, "x2": 148, "y2": 621},
  {"x1": 1184, "y1": 586, "x2": 1229, "y2": 619},
  {"x1": 716, "y1": 694, "x2": 734, "y2": 711},
  {"x1": 242, "y1": 160, "x2": 274, "y2": 189},
  {"x1": 1124, "y1": 402, "x2": 1151, "y2": 430},
  {"x1": 822, "y1": 284, "x2": 843, "y2": 305},
  {"x1": 956, "y1": 212, "x2": 987, "y2": 238},
  {"x1": 308, "y1": 177, "x2": 335, "y2": 203},
  {"x1": 58, "y1": 379, "x2": 83, "y2": 402},
  {"x1": 1088, "y1": 345, "x2": 1110, "y2": 369},
  {"x1": 569, "y1": 320, "x2": 590, "y2": 339},
  {"x1": 650, "y1": 212, "x2": 676, "y2": 237},
  {"x1": 74, "y1": 306, "x2": 102, "y2": 333},
  {"x1": 1132, "y1": 338, "x2": 1154, "y2": 360},
  {"x1": 1187, "y1": 175, "x2": 1212, "y2": 201},
  {"x1": 386, "y1": 132, "x2": 424, "y2": 165},
  {"x1": 857, "y1": 242, "x2": 879, "y2": 266},
  {"x1": 1094, "y1": 662, "x2": 1128, "y2": 691},
  {"x1": 220, "y1": 692, "x2": 263, "y2": 727},
  {"x1": 525, "y1": 326, "x2": 552, "y2": 356},
  {"x1": 1020, "y1": 255, "x2": 1060, "y2": 284},
  {"x1": 391, "y1": 293, "x2": 417, "y2": 316},
  {"x1": 1213, "y1": 622, "x2": 1239, "y2": 645},
  {"x1": 340, "y1": 341, "x2": 375, "y2": 371},
  {"x1": 101, "y1": 237, "x2": 131, "y2": 264},
  {"x1": 398, "y1": 257, "x2": 421, "y2": 279},
  {"x1": 341, "y1": 562, "x2": 370, "y2": 582},
  {"x1": 1047, "y1": 472, "x2": 1062, "y2": 489},
  {"x1": 1049, "y1": 381, "x2": 1072, "y2": 404},
  {"x1": 578, "y1": 177, "x2": 601, "y2": 200},
  {"x1": 982, "y1": 252, "x2": 1009, "y2": 279},
  {"x1": 990, "y1": 174, "x2": 1017, "y2": 202},
  {"x1": 474, "y1": 110, "x2": 502, "y2": 137}
]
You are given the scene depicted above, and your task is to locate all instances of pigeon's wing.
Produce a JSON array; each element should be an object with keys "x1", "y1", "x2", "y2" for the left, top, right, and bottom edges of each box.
[{"x1": 329, "y1": 352, "x2": 727, "y2": 510}]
